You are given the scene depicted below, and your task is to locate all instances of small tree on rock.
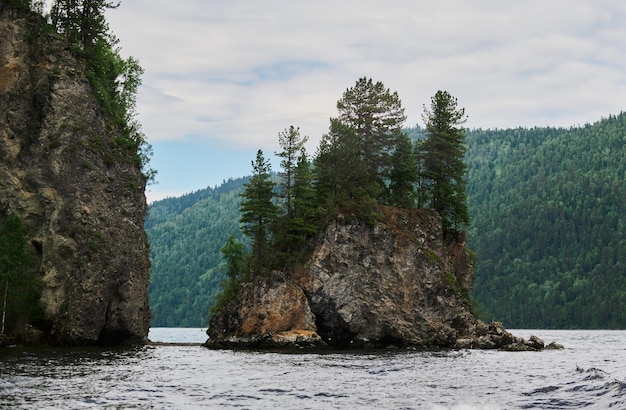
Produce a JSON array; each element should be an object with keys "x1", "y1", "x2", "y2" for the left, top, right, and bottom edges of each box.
[{"x1": 0, "y1": 214, "x2": 39, "y2": 335}]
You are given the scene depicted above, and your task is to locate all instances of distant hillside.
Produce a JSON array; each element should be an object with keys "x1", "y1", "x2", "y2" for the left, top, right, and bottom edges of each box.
[
  {"x1": 466, "y1": 113, "x2": 626, "y2": 328},
  {"x1": 146, "y1": 113, "x2": 626, "y2": 329},
  {"x1": 146, "y1": 178, "x2": 248, "y2": 327}
]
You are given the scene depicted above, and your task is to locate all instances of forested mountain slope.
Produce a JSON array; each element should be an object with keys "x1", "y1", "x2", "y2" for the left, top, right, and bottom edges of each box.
[
  {"x1": 466, "y1": 113, "x2": 626, "y2": 328},
  {"x1": 146, "y1": 113, "x2": 626, "y2": 329},
  {"x1": 146, "y1": 178, "x2": 247, "y2": 326}
]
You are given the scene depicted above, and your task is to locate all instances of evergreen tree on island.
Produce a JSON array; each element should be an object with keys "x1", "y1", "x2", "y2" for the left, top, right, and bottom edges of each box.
[
  {"x1": 335, "y1": 77, "x2": 407, "y2": 201},
  {"x1": 239, "y1": 150, "x2": 280, "y2": 276},
  {"x1": 420, "y1": 90, "x2": 471, "y2": 231}
]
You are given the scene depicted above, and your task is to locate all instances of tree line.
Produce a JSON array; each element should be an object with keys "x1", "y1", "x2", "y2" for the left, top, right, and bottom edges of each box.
[
  {"x1": 466, "y1": 114, "x2": 626, "y2": 328},
  {"x1": 213, "y1": 78, "x2": 470, "y2": 313},
  {"x1": 146, "y1": 112, "x2": 626, "y2": 329}
]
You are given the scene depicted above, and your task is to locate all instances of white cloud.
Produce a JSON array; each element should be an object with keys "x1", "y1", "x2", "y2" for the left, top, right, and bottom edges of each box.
[{"x1": 103, "y1": 0, "x2": 626, "y2": 197}]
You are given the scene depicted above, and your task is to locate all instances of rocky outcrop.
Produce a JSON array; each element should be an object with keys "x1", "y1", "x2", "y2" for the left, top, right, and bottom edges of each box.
[
  {"x1": 206, "y1": 207, "x2": 555, "y2": 351},
  {"x1": 208, "y1": 278, "x2": 322, "y2": 349},
  {"x1": 0, "y1": 4, "x2": 150, "y2": 345}
]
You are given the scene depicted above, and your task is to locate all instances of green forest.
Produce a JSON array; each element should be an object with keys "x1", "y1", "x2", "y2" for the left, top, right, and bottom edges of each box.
[
  {"x1": 147, "y1": 112, "x2": 626, "y2": 329},
  {"x1": 146, "y1": 178, "x2": 248, "y2": 327},
  {"x1": 465, "y1": 114, "x2": 626, "y2": 328}
]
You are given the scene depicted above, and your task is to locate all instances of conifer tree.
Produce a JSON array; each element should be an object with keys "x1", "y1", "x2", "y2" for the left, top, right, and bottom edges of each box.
[
  {"x1": 273, "y1": 126, "x2": 311, "y2": 265},
  {"x1": 315, "y1": 118, "x2": 379, "y2": 222},
  {"x1": 335, "y1": 77, "x2": 406, "y2": 198},
  {"x1": 292, "y1": 148, "x2": 318, "y2": 236},
  {"x1": 275, "y1": 148, "x2": 319, "y2": 267},
  {"x1": 420, "y1": 90, "x2": 470, "y2": 231},
  {"x1": 388, "y1": 133, "x2": 418, "y2": 208},
  {"x1": 275, "y1": 126, "x2": 308, "y2": 225},
  {"x1": 50, "y1": 0, "x2": 119, "y2": 53},
  {"x1": 239, "y1": 150, "x2": 279, "y2": 275}
]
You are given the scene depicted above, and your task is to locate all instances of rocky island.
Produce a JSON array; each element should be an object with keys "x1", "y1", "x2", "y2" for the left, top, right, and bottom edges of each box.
[
  {"x1": 206, "y1": 207, "x2": 558, "y2": 351},
  {"x1": 0, "y1": 2, "x2": 150, "y2": 346}
]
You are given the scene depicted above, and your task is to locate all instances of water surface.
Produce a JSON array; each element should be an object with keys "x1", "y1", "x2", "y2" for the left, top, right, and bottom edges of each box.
[{"x1": 1, "y1": 329, "x2": 625, "y2": 409}]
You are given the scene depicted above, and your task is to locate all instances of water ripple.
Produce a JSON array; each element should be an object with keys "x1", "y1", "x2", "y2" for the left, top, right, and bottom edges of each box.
[{"x1": 1, "y1": 330, "x2": 626, "y2": 409}]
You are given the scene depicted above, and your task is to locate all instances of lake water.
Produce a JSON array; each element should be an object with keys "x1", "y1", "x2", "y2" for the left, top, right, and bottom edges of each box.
[{"x1": 1, "y1": 329, "x2": 625, "y2": 409}]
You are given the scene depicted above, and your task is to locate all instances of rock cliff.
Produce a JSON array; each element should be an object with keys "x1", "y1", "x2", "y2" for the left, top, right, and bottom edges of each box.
[
  {"x1": 206, "y1": 207, "x2": 553, "y2": 350},
  {"x1": 0, "y1": 4, "x2": 150, "y2": 345}
]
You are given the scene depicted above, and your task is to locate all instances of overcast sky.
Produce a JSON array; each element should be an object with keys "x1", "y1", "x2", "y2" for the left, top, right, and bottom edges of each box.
[{"x1": 101, "y1": 1, "x2": 626, "y2": 203}]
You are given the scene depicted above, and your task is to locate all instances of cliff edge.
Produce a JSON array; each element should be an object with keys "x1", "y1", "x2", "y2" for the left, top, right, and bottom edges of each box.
[
  {"x1": 0, "y1": 4, "x2": 150, "y2": 345},
  {"x1": 206, "y1": 207, "x2": 555, "y2": 351}
]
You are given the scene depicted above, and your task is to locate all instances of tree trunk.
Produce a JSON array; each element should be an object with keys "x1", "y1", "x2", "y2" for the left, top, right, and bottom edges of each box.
[{"x1": 1, "y1": 278, "x2": 7, "y2": 334}]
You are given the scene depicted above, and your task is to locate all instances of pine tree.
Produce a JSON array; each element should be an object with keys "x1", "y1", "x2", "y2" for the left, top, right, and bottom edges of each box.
[
  {"x1": 275, "y1": 148, "x2": 319, "y2": 267},
  {"x1": 50, "y1": 0, "x2": 119, "y2": 53},
  {"x1": 275, "y1": 126, "x2": 308, "y2": 226},
  {"x1": 290, "y1": 148, "x2": 319, "y2": 239},
  {"x1": 420, "y1": 90, "x2": 470, "y2": 231},
  {"x1": 388, "y1": 133, "x2": 418, "y2": 208},
  {"x1": 335, "y1": 77, "x2": 406, "y2": 198},
  {"x1": 314, "y1": 118, "x2": 379, "y2": 222},
  {"x1": 273, "y1": 126, "x2": 312, "y2": 265},
  {"x1": 239, "y1": 150, "x2": 280, "y2": 275}
]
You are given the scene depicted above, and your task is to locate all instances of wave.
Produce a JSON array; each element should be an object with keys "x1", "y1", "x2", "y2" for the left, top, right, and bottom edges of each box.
[{"x1": 521, "y1": 366, "x2": 626, "y2": 409}]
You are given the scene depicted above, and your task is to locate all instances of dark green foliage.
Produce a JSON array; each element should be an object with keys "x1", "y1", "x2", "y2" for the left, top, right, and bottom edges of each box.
[
  {"x1": 291, "y1": 149, "x2": 320, "y2": 238},
  {"x1": 0, "y1": 214, "x2": 41, "y2": 335},
  {"x1": 145, "y1": 178, "x2": 248, "y2": 327},
  {"x1": 314, "y1": 118, "x2": 381, "y2": 223},
  {"x1": 420, "y1": 90, "x2": 470, "y2": 231},
  {"x1": 275, "y1": 126, "x2": 308, "y2": 221},
  {"x1": 388, "y1": 133, "x2": 419, "y2": 208},
  {"x1": 273, "y1": 126, "x2": 315, "y2": 265},
  {"x1": 274, "y1": 147, "x2": 319, "y2": 267},
  {"x1": 335, "y1": 77, "x2": 407, "y2": 200},
  {"x1": 239, "y1": 150, "x2": 280, "y2": 276},
  {"x1": 5, "y1": 0, "x2": 35, "y2": 11},
  {"x1": 210, "y1": 236, "x2": 247, "y2": 316},
  {"x1": 465, "y1": 113, "x2": 626, "y2": 328},
  {"x1": 50, "y1": 0, "x2": 119, "y2": 52}
]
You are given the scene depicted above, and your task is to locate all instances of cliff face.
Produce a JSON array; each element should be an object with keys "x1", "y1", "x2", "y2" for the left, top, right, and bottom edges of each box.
[
  {"x1": 0, "y1": 4, "x2": 150, "y2": 345},
  {"x1": 297, "y1": 207, "x2": 475, "y2": 347},
  {"x1": 207, "y1": 207, "x2": 554, "y2": 350}
]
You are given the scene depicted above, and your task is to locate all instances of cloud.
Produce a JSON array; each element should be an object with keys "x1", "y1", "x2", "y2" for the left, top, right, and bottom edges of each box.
[{"x1": 103, "y1": 0, "x2": 626, "y2": 200}]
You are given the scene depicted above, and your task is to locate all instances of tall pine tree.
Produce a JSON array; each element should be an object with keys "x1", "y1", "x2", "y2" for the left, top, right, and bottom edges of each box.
[
  {"x1": 50, "y1": 0, "x2": 119, "y2": 53},
  {"x1": 275, "y1": 126, "x2": 308, "y2": 226},
  {"x1": 239, "y1": 150, "x2": 279, "y2": 275},
  {"x1": 335, "y1": 77, "x2": 406, "y2": 199},
  {"x1": 420, "y1": 90, "x2": 470, "y2": 231}
]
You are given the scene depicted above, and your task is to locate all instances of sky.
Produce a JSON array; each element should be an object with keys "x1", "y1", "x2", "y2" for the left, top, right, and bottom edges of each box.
[{"x1": 97, "y1": 0, "x2": 626, "y2": 203}]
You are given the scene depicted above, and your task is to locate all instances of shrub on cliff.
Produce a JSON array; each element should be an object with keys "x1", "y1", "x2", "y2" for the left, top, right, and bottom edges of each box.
[{"x1": 0, "y1": 214, "x2": 42, "y2": 336}]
